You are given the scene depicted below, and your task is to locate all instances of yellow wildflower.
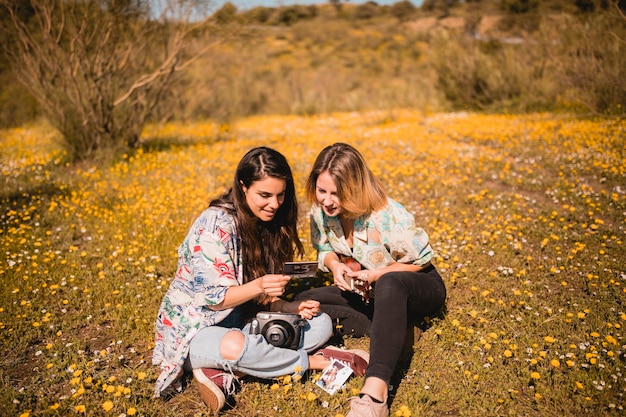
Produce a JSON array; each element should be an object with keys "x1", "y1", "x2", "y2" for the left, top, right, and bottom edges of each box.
[{"x1": 102, "y1": 401, "x2": 114, "y2": 412}]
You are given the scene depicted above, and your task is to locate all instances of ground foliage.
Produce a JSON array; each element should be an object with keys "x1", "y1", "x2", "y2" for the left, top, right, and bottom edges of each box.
[{"x1": 1, "y1": 110, "x2": 625, "y2": 416}]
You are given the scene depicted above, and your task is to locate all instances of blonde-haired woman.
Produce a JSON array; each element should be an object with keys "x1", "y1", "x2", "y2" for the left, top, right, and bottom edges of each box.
[{"x1": 297, "y1": 143, "x2": 447, "y2": 417}]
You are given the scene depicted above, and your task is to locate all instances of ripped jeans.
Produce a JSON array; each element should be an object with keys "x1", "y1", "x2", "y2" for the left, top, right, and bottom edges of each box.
[{"x1": 185, "y1": 307, "x2": 332, "y2": 379}]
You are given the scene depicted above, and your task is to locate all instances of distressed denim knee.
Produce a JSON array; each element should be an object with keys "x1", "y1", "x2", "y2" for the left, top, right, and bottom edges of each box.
[{"x1": 187, "y1": 312, "x2": 332, "y2": 380}]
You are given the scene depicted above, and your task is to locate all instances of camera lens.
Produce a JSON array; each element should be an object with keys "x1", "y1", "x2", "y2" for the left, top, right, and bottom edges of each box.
[{"x1": 264, "y1": 321, "x2": 293, "y2": 347}]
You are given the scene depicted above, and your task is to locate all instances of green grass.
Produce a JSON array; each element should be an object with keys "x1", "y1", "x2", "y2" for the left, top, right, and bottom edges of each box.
[{"x1": 1, "y1": 111, "x2": 625, "y2": 416}]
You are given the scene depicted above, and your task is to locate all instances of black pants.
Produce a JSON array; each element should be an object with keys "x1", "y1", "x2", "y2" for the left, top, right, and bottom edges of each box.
[{"x1": 295, "y1": 264, "x2": 446, "y2": 385}]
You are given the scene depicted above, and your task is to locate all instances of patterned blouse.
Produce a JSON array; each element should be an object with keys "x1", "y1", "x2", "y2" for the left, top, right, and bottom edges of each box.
[
  {"x1": 152, "y1": 206, "x2": 242, "y2": 397},
  {"x1": 309, "y1": 198, "x2": 433, "y2": 271}
]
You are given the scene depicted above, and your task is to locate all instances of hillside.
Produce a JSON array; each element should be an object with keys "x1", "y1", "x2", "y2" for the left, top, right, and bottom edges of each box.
[{"x1": 0, "y1": 0, "x2": 624, "y2": 130}]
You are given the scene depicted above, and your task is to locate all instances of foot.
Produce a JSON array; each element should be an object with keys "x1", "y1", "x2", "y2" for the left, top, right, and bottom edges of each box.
[
  {"x1": 315, "y1": 346, "x2": 369, "y2": 376},
  {"x1": 192, "y1": 368, "x2": 238, "y2": 415},
  {"x1": 346, "y1": 394, "x2": 389, "y2": 417}
]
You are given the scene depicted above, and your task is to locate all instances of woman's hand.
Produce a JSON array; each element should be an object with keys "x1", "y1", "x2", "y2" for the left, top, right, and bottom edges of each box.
[
  {"x1": 282, "y1": 299, "x2": 320, "y2": 319},
  {"x1": 256, "y1": 274, "x2": 290, "y2": 298},
  {"x1": 330, "y1": 262, "x2": 354, "y2": 291},
  {"x1": 344, "y1": 268, "x2": 380, "y2": 283}
]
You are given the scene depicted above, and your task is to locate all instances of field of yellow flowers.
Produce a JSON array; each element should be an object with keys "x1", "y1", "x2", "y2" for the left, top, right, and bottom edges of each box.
[{"x1": 1, "y1": 110, "x2": 625, "y2": 416}]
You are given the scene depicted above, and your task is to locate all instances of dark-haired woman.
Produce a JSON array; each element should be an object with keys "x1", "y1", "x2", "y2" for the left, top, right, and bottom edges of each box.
[{"x1": 152, "y1": 147, "x2": 367, "y2": 414}]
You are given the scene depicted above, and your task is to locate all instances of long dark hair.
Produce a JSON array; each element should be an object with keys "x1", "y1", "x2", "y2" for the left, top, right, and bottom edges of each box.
[
  {"x1": 306, "y1": 143, "x2": 387, "y2": 219},
  {"x1": 211, "y1": 147, "x2": 304, "y2": 282}
]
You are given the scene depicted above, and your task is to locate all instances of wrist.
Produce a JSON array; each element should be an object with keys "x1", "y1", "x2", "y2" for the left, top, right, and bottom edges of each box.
[
  {"x1": 357, "y1": 271, "x2": 370, "y2": 282},
  {"x1": 270, "y1": 299, "x2": 289, "y2": 312},
  {"x1": 329, "y1": 260, "x2": 343, "y2": 273},
  {"x1": 254, "y1": 277, "x2": 265, "y2": 297}
]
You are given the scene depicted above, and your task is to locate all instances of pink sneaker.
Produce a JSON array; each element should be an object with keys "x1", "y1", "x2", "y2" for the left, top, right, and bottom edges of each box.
[
  {"x1": 192, "y1": 368, "x2": 238, "y2": 414},
  {"x1": 315, "y1": 346, "x2": 370, "y2": 376},
  {"x1": 346, "y1": 394, "x2": 389, "y2": 417}
]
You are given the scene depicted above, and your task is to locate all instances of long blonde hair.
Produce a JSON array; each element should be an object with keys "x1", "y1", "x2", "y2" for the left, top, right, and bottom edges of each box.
[{"x1": 306, "y1": 143, "x2": 387, "y2": 218}]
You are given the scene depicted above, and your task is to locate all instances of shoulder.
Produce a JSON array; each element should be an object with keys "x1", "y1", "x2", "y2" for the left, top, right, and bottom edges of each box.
[
  {"x1": 385, "y1": 198, "x2": 412, "y2": 215},
  {"x1": 369, "y1": 198, "x2": 413, "y2": 225},
  {"x1": 308, "y1": 204, "x2": 324, "y2": 221},
  {"x1": 195, "y1": 206, "x2": 237, "y2": 235},
  {"x1": 372, "y1": 198, "x2": 408, "y2": 216}
]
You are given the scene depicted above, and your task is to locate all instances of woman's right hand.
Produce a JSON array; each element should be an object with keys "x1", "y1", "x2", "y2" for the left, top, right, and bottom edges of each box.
[
  {"x1": 256, "y1": 274, "x2": 290, "y2": 297},
  {"x1": 330, "y1": 262, "x2": 353, "y2": 291}
]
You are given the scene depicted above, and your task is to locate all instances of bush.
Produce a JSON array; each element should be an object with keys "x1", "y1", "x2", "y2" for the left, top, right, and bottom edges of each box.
[
  {"x1": 432, "y1": 30, "x2": 557, "y2": 112},
  {"x1": 500, "y1": 0, "x2": 540, "y2": 14},
  {"x1": 390, "y1": 1, "x2": 417, "y2": 21},
  {"x1": 241, "y1": 6, "x2": 275, "y2": 24},
  {"x1": 0, "y1": 0, "x2": 213, "y2": 162},
  {"x1": 354, "y1": 1, "x2": 381, "y2": 20},
  {"x1": 422, "y1": 0, "x2": 460, "y2": 14},
  {"x1": 558, "y1": 11, "x2": 626, "y2": 115},
  {"x1": 213, "y1": 2, "x2": 238, "y2": 25},
  {"x1": 0, "y1": 73, "x2": 39, "y2": 128},
  {"x1": 269, "y1": 5, "x2": 317, "y2": 26}
]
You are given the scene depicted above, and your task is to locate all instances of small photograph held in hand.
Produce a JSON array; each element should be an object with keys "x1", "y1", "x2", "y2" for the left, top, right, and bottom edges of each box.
[{"x1": 283, "y1": 261, "x2": 318, "y2": 278}]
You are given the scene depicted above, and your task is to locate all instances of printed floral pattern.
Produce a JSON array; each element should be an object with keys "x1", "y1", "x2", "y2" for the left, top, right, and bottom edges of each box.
[
  {"x1": 152, "y1": 206, "x2": 242, "y2": 397},
  {"x1": 310, "y1": 197, "x2": 433, "y2": 271}
]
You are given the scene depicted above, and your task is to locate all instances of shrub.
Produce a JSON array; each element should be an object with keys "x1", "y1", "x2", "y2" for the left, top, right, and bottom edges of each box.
[
  {"x1": 390, "y1": 0, "x2": 417, "y2": 21},
  {"x1": 269, "y1": 5, "x2": 317, "y2": 26},
  {"x1": 432, "y1": 29, "x2": 557, "y2": 112},
  {"x1": 213, "y1": 2, "x2": 238, "y2": 25},
  {"x1": 241, "y1": 6, "x2": 275, "y2": 24},
  {"x1": 500, "y1": 0, "x2": 540, "y2": 14},
  {"x1": 558, "y1": 10, "x2": 626, "y2": 115},
  {"x1": 0, "y1": 0, "x2": 214, "y2": 162},
  {"x1": 354, "y1": 1, "x2": 381, "y2": 20}
]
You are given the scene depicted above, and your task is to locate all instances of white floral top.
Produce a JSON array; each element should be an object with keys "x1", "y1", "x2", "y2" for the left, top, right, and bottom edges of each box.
[
  {"x1": 309, "y1": 198, "x2": 433, "y2": 271},
  {"x1": 152, "y1": 206, "x2": 242, "y2": 397}
]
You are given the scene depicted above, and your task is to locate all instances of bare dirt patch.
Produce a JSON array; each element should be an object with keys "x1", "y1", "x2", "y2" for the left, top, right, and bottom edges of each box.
[
  {"x1": 439, "y1": 16, "x2": 465, "y2": 30},
  {"x1": 477, "y1": 15, "x2": 503, "y2": 36},
  {"x1": 407, "y1": 16, "x2": 439, "y2": 33}
]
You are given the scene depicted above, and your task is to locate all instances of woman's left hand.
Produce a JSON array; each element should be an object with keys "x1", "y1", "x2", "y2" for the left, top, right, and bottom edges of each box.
[{"x1": 284, "y1": 299, "x2": 320, "y2": 319}]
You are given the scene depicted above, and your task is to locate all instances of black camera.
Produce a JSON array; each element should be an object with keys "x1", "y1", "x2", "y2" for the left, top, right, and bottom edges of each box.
[{"x1": 250, "y1": 312, "x2": 306, "y2": 350}]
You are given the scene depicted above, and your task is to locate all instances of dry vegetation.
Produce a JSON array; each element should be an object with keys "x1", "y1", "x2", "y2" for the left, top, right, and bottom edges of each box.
[
  {"x1": 171, "y1": 0, "x2": 626, "y2": 123},
  {"x1": 2, "y1": 0, "x2": 625, "y2": 137}
]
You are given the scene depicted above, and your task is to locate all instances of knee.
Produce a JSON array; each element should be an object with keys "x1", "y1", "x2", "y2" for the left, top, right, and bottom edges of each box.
[
  {"x1": 375, "y1": 273, "x2": 400, "y2": 292},
  {"x1": 317, "y1": 311, "x2": 332, "y2": 328},
  {"x1": 316, "y1": 312, "x2": 333, "y2": 340},
  {"x1": 220, "y1": 330, "x2": 245, "y2": 361}
]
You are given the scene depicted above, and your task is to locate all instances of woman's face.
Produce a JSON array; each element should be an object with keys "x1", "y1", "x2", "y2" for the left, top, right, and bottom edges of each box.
[
  {"x1": 242, "y1": 176, "x2": 286, "y2": 222},
  {"x1": 315, "y1": 171, "x2": 343, "y2": 217}
]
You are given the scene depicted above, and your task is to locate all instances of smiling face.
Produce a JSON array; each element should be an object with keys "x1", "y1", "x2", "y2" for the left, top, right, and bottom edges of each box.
[
  {"x1": 315, "y1": 171, "x2": 343, "y2": 217},
  {"x1": 241, "y1": 176, "x2": 287, "y2": 222}
]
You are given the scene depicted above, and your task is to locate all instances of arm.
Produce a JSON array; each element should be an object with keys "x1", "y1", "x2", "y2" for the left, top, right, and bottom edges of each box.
[
  {"x1": 325, "y1": 252, "x2": 357, "y2": 291},
  {"x1": 345, "y1": 200, "x2": 433, "y2": 283},
  {"x1": 211, "y1": 274, "x2": 290, "y2": 311},
  {"x1": 268, "y1": 298, "x2": 321, "y2": 320},
  {"x1": 345, "y1": 260, "x2": 428, "y2": 284},
  {"x1": 309, "y1": 209, "x2": 354, "y2": 291},
  {"x1": 187, "y1": 210, "x2": 292, "y2": 311}
]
